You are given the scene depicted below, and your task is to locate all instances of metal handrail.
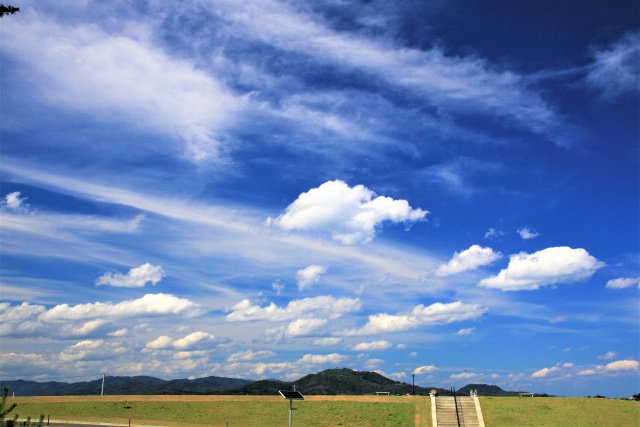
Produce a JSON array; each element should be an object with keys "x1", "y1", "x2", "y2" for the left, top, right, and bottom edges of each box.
[{"x1": 452, "y1": 387, "x2": 462, "y2": 427}]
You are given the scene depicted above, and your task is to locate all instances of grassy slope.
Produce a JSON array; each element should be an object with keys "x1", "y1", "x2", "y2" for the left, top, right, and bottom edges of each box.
[
  {"x1": 6, "y1": 396, "x2": 422, "y2": 427},
  {"x1": 480, "y1": 396, "x2": 640, "y2": 427},
  {"x1": 6, "y1": 395, "x2": 639, "y2": 427}
]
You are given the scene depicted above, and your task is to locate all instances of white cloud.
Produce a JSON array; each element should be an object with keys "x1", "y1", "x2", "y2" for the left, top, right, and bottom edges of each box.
[
  {"x1": 517, "y1": 226, "x2": 539, "y2": 240},
  {"x1": 598, "y1": 351, "x2": 617, "y2": 360},
  {"x1": 225, "y1": 295, "x2": 362, "y2": 322},
  {"x1": 413, "y1": 365, "x2": 437, "y2": 374},
  {"x1": 455, "y1": 328, "x2": 475, "y2": 336},
  {"x1": 96, "y1": 263, "x2": 165, "y2": 288},
  {"x1": 285, "y1": 318, "x2": 327, "y2": 337},
  {"x1": 145, "y1": 335, "x2": 173, "y2": 350},
  {"x1": 227, "y1": 350, "x2": 276, "y2": 362},
  {"x1": 353, "y1": 340, "x2": 392, "y2": 351},
  {"x1": 605, "y1": 359, "x2": 639, "y2": 371},
  {"x1": 312, "y1": 337, "x2": 342, "y2": 346},
  {"x1": 605, "y1": 277, "x2": 640, "y2": 289},
  {"x1": 272, "y1": 282, "x2": 284, "y2": 295},
  {"x1": 172, "y1": 332, "x2": 215, "y2": 350},
  {"x1": 435, "y1": 245, "x2": 502, "y2": 276},
  {"x1": 451, "y1": 372, "x2": 477, "y2": 380},
  {"x1": 60, "y1": 319, "x2": 107, "y2": 337},
  {"x1": 478, "y1": 247, "x2": 605, "y2": 291},
  {"x1": 1, "y1": 12, "x2": 245, "y2": 163},
  {"x1": 2, "y1": 192, "x2": 27, "y2": 210},
  {"x1": 211, "y1": 0, "x2": 563, "y2": 143},
  {"x1": 145, "y1": 332, "x2": 216, "y2": 351},
  {"x1": 59, "y1": 339, "x2": 126, "y2": 362},
  {"x1": 107, "y1": 328, "x2": 129, "y2": 337},
  {"x1": 389, "y1": 372, "x2": 408, "y2": 380},
  {"x1": 531, "y1": 366, "x2": 559, "y2": 378},
  {"x1": 268, "y1": 180, "x2": 427, "y2": 245},
  {"x1": 39, "y1": 293, "x2": 203, "y2": 322},
  {"x1": 586, "y1": 31, "x2": 640, "y2": 98},
  {"x1": 484, "y1": 228, "x2": 504, "y2": 239},
  {"x1": 297, "y1": 353, "x2": 345, "y2": 366},
  {"x1": 296, "y1": 265, "x2": 327, "y2": 291},
  {"x1": 346, "y1": 301, "x2": 487, "y2": 335}
]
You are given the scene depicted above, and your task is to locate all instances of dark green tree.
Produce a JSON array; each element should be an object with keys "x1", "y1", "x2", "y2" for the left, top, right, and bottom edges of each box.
[
  {"x1": 0, "y1": 4, "x2": 20, "y2": 17},
  {"x1": 0, "y1": 388, "x2": 44, "y2": 427}
]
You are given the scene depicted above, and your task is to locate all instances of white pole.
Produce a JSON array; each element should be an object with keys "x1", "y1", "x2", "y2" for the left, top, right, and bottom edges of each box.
[
  {"x1": 289, "y1": 399, "x2": 293, "y2": 427},
  {"x1": 101, "y1": 373, "x2": 105, "y2": 396}
]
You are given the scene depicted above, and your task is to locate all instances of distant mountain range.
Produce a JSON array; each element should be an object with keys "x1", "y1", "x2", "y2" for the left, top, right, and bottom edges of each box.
[{"x1": 1, "y1": 368, "x2": 521, "y2": 397}]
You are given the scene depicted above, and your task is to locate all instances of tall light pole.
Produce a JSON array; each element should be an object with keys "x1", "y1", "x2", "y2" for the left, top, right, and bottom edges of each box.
[{"x1": 412, "y1": 373, "x2": 415, "y2": 395}]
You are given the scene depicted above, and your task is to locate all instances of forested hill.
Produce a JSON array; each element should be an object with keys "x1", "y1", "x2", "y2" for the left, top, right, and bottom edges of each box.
[
  {"x1": 0, "y1": 375, "x2": 251, "y2": 396},
  {"x1": 230, "y1": 368, "x2": 448, "y2": 395},
  {"x1": 1, "y1": 369, "x2": 517, "y2": 397}
]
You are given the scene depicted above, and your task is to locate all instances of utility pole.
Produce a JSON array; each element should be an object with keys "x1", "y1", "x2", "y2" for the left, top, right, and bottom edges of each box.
[
  {"x1": 412, "y1": 374, "x2": 415, "y2": 395},
  {"x1": 101, "y1": 373, "x2": 105, "y2": 396}
]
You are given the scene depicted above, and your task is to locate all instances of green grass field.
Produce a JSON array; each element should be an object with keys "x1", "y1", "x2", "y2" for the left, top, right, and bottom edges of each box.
[
  {"x1": 5, "y1": 395, "x2": 639, "y2": 427},
  {"x1": 480, "y1": 396, "x2": 639, "y2": 427}
]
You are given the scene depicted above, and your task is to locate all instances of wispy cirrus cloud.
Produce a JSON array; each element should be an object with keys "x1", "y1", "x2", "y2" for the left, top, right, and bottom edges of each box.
[
  {"x1": 586, "y1": 31, "x2": 640, "y2": 98},
  {"x1": 1, "y1": 11, "x2": 245, "y2": 163}
]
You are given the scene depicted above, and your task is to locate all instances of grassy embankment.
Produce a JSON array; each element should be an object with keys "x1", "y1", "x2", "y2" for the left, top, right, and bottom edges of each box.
[
  {"x1": 6, "y1": 395, "x2": 640, "y2": 427},
  {"x1": 480, "y1": 396, "x2": 639, "y2": 427},
  {"x1": 5, "y1": 395, "x2": 420, "y2": 427}
]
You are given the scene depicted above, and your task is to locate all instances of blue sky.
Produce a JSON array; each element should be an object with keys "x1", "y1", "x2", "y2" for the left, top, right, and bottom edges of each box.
[{"x1": 0, "y1": 0, "x2": 638, "y2": 397}]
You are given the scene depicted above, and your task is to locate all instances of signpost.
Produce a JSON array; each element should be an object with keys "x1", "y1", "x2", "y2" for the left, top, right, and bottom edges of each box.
[{"x1": 279, "y1": 390, "x2": 304, "y2": 427}]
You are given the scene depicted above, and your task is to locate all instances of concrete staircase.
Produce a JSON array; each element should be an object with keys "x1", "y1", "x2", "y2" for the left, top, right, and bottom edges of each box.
[{"x1": 431, "y1": 395, "x2": 485, "y2": 427}]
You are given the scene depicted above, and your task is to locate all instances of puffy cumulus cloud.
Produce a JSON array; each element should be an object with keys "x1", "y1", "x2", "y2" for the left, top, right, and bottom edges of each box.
[
  {"x1": 586, "y1": 31, "x2": 640, "y2": 98},
  {"x1": 172, "y1": 332, "x2": 215, "y2": 350},
  {"x1": 531, "y1": 366, "x2": 559, "y2": 378},
  {"x1": 1, "y1": 13, "x2": 245, "y2": 163},
  {"x1": 285, "y1": 318, "x2": 327, "y2": 338},
  {"x1": 598, "y1": 351, "x2": 617, "y2": 360},
  {"x1": 451, "y1": 372, "x2": 478, "y2": 380},
  {"x1": 59, "y1": 339, "x2": 127, "y2": 362},
  {"x1": 298, "y1": 353, "x2": 345, "y2": 366},
  {"x1": 145, "y1": 335, "x2": 173, "y2": 350},
  {"x1": 267, "y1": 180, "x2": 427, "y2": 245},
  {"x1": 478, "y1": 247, "x2": 605, "y2": 291},
  {"x1": 353, "y1": 340, "x2": 392, "y2": 351},
  {"x1": 605, "y1": 359, "x2": 639, "y2": 371},
  {"x1": 517, "y1": 226, "x2": 539, "y2": 240},
  {"x1": 346, "y1": 301, "x2": 487, "y2": 335},
  {"x1": 605, "y1": 277, "x2": 640, "y2": 289},
  {"x1": 435, "y1": 245, "x2": 502, "y2": 276},
  {"x1": 96, "y1": 263, "x2": 165, "y2": 288},
  {"x1": 534, "y1": 359, "x2": 639, "y2": 380},
  {"x1": 296, "y1": 265, "x2": 327, "y2": 291},
  {"x1": 244, "y1": 353, "x2": 346, "y2": 377},
  {"x1": 145, "y1": 332, "x2": 217, "y2": 351},
  {"x1": 0, "y1": 302, "x2": 48, "y2": 338},
  {"x1": 0, "y1": 302, "x2": 46, "y2": 322},
  {"x1": 363, "y1": 358, "x2": 385, "y2": 369},
  {"x1": 413, "y1": 365, "x2": 438, "y2": 375},
  {"x1": 227, "y1": 350, "x2": 276, "y2": 362},
  {"x1": 59, "y1": 319, "x2": 108, "y2": 337},
  {"x1": 312, "y1": 337, "x2": 343, "y2": 346},
  {"x1": 226, "y1": 295, "x2": 361, "y2": 322},
  {"x1": 389, "y1": 372, "x2": 408, "y2": 380},
  {"x1": 39, "y1": 293, "x2": 203, "y2": 322},
  {"x1": 2, "y1": 192, "x2": 28, "y2": 211},
  {"x1": 455, "y1": 328, "x2": 475, "y2": 336}
]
